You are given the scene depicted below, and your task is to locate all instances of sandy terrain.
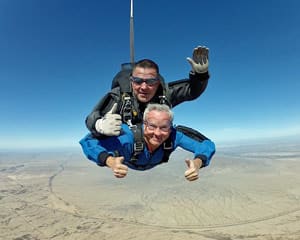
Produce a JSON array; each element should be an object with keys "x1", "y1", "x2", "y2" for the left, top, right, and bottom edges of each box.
[{"x1": 1, "y1": 141, "x2": 300, "y2": 240}]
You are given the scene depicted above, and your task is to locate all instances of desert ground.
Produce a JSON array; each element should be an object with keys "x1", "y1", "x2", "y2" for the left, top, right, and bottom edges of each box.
[{"x1": 1, "y1": 140, "x2": 300, "y2": 240}]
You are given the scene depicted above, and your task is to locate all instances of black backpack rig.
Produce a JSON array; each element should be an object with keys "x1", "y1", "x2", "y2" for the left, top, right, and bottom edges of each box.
[{"x1": 111, "y1": 63, "x2": 209, "y2": 166}]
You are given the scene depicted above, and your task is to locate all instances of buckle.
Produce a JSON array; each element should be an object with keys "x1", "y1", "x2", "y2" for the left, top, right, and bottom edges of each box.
[
  {"x1": 159, "y1": 95, "x2": 166, "y2": 104},
  {"x1": 129, "y1": 124, "x2": 137, "y2": 131},
  {"x1": 134, "y1": 142, "x2": 144, "y2": 152},
  {"x1": 163, "y1": 141, "x2": 173, "y2": 150}
]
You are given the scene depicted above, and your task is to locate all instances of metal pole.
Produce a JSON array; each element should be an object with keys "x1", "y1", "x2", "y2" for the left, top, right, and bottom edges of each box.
[{"x1": 130, "y1": 0, "x2": 135, "y2": 65}]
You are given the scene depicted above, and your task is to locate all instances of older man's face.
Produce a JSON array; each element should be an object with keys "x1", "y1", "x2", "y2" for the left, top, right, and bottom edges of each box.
[
  {"x1": 131, "y1": 67, "x2": 160, "y2": 103},
  {"x1": 143, "y1": 110, "x2": 171, "y2": 152}
]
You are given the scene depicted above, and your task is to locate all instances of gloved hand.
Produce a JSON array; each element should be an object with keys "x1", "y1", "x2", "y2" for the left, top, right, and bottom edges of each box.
[
  {"x1": 95, "y1": 103, "x2": 122, "y2": 136},
  {"x1": 187, "y1": 46, "x2": 209, "y2": 73}
]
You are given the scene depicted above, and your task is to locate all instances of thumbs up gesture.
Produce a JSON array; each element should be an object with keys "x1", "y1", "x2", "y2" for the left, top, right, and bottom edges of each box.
[
  {"x1": 95, "y1": 103, "x2": 122, "y2": 136},
  {"x1": 106, "y1": 156, "x2": 128, "y2": 178},
  {"x1": 184, "y1": 159, "x2": 200, "y2": 181}
]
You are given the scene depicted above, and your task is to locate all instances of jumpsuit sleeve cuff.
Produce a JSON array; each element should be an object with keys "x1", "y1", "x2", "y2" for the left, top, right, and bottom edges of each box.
[
  {"x1": 97, "y1": 152, "x2": 113, "y2": 167},
  {"x1": 195, "y1": 154, "x2": 208, "y2": 168}
]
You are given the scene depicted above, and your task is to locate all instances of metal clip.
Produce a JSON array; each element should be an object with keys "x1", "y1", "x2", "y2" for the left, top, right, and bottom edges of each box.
[{"x1": 134, "y1": 141, "x2": 144, "y2": 152}]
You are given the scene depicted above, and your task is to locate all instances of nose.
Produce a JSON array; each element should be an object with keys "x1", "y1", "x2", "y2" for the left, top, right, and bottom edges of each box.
[
  {"x1": 153, "y1": 127, "x2": 163, "y2": 135},
  {"x1": 140, "y1": 82, "x2": 148, "y2": 89}
]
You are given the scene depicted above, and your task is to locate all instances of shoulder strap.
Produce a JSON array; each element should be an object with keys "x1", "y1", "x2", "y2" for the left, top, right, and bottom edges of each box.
[
  {"x1": 120, "y1": 93, "x2": 138, "y2": 123},
  {"x1": 160, "y1": 136, "x2": 174, "y2": 163},
  {"x1": 157, "y1": 74, "x2": 172, "y2": 107},
  {"x1": 128, "y1": 123, "x2": 144, "y2": 162},
  {"x1": 111, "y1": 67, "x2": 139, "y2": 124}
]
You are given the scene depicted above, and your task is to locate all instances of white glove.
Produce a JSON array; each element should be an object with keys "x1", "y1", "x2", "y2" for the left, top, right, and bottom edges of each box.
[
  {"x1": 95, "y1": 103, "x2": 122, "y2": 136},
  {"x1": 187, "y1": 46, "x2": 209, "y2": 73}
]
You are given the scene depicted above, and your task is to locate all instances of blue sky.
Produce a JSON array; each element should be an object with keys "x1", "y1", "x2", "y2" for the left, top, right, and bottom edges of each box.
[{"x1": 1, "y1": 0, "x2": 299, "y2": 149}]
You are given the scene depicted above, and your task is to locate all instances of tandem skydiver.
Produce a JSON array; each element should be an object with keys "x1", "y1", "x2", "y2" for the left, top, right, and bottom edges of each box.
[
  {"x1": 80, "y1": 103, "x2": 215, "y2": 181},
  {"x1": 85, "y1": 46, "x2": 210, "y2": 138}
]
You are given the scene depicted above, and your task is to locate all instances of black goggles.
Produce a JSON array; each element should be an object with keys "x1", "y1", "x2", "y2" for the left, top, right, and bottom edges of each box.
[{"x1": 130, "y1": 76, "x2": 159, "y2": 86}]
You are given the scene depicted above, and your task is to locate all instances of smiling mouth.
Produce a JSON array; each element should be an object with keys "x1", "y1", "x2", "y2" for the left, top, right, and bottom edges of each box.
[
  {"x1": 138, "y1": 93, "x2": 149, "y2": 98},
  {"x1": 151, "y1": 137, "x2": 162, "y2": 143}
]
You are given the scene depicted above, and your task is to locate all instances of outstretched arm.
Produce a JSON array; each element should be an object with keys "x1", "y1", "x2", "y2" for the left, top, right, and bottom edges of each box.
[
  {"x1": 80, "y1": 134, "x2": 129, "y2": 178},
  {"x1": 175, "y1": 130, "x2": 215, "y2": 168},
  {"x1": 173, "y1": 127, "x2": 215, "y2": 181}
]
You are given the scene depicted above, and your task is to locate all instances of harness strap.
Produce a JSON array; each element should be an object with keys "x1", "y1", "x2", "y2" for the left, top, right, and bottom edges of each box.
[
  {"x1": 129, "y1": 123, "x2": 144, "y2": 162},
  {"x1": 120, "y1": 93, "x2": 133, "y2": 123},
  {"x1": 160, "y1": 136, "x2": 173, "y2": 163},
  {"x1": 126, "y1": 161, "x2": 154, "y2": 170}
]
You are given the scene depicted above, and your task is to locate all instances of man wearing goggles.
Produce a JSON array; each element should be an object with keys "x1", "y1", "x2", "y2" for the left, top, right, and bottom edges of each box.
[{"x1": 85, "y1": 45, "x2": 210, "y2": 137}]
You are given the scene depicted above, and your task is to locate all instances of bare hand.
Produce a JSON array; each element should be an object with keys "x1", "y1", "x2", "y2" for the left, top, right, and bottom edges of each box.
[
  {"x1": 107, "y1": 156, "x2": 128, "y2": 178},
  {"x1": 184, "y1": 159, "x2": 199, "y2": 181}
]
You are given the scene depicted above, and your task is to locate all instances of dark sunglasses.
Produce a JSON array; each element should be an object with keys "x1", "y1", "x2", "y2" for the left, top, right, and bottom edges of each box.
[{"x1": 130, "y1": 76, "x2": 159, "y2": 86}]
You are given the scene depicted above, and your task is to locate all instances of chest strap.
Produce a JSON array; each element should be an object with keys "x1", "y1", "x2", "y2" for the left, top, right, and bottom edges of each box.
[{"x1": 128, "y1": 122, "x2": 144, "y2": 162}]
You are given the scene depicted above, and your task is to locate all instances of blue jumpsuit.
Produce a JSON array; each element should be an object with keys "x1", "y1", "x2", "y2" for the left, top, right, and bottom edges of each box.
[{"x1": 80, "y1": 124, "x2": 215, "y2": 171}]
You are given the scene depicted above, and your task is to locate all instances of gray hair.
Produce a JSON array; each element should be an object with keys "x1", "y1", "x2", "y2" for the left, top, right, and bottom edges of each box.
[{"x1": 143, "y1": 103, "x2": 174, "y2": 123}]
